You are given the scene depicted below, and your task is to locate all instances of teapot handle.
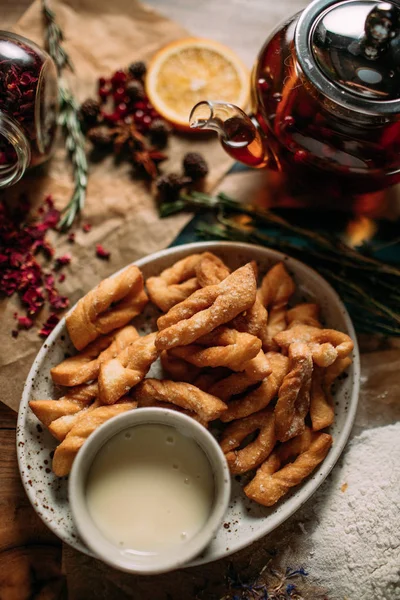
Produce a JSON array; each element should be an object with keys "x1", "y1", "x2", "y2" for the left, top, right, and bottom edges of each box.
[{"x1": 189, "y1": 101, "x2": 273, "y2": 169}]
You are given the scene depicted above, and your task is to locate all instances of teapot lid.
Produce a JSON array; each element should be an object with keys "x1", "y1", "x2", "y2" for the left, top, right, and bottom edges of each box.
[{"x1": 295, "y1": 0, "x2": 400, "y2": 115}]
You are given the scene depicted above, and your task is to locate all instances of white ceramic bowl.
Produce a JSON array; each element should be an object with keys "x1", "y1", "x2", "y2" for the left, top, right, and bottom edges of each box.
[
  {"x1": 17, "y1": 241, "x2": 360, "y2": 566},
  {"x1": 69, "y1": 407, "x2": 231, "y2": 574}
]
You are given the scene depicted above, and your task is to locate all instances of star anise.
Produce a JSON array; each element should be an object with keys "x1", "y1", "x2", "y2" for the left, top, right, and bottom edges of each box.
[
  {"x1": 132, "y1": 148, "x2": 167, "y2": 179},
  {"x1": 113, "y1": 122, "x2": 146, "y2": 155}
]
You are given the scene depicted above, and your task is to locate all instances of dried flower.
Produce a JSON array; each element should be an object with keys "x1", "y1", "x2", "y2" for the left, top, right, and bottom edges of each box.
[
  {"x1": 79, "y1": 98, "x2": 101, "y2": 126},
  {"x1": 96, "y1": 244, "x2": 110, "y2": 260},
  {"x1": 39, "y1": 313, "x2": 60, "y2": 338},
  {"x1": 17, "y1": 315, "x2": 34, "y2": 329},
  {"x1": 126, "y1": 81, "x2": 145, "y2": 102},
  {"x1": 128, "y1": 61, "x2": 147, "y2": 80},
  {"x1": 54, "y1": 253, "x2": 72, "y2": 269},
  {"x1": 0, "y1": 196, "x2": 71, "y2": 335},
  {"x1": 156, "y1": 173, "x2": 191, "y2": 201},
  {"x1": 149, "y1": 119, "x2": 171, "y2": 148},
  {"x1": 88, "y1": 126, "x2": 115, "y2": 148},
  {"x1": 183, "y1": 152, "x2": 209, "y2": 181}
]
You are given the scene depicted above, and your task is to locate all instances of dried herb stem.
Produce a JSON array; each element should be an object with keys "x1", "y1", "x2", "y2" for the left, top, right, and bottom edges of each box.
[
  {"x1": 42, "y1": 0, "x2": 88, "y2": 230},
  {"x1": 57, "y1": 84, "x2": 88, "y2": 230},
  {"x1": 170, "y1": 192, "x2": 400, "y2": 335}
]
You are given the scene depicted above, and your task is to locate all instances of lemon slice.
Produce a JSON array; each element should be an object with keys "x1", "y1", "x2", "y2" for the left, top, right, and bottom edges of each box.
[{"x1": 146, "y1": 38, "x2": 250, "y2": 131}]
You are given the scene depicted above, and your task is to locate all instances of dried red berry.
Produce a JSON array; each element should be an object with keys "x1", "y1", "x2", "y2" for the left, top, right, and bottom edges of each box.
[
  {"x1": 58, "y1": 273, "x2": 66, "y2": 283},
  {"x1": 82, "y1": 223, "x2": 92, "y2": 233},
  {"x1": 96, "y1": 244, "x2": 111, "y2": 260},
  {"x1": 111, "y1": 70, "x2": 127, "y2": 88},
  {"x1": 68, "y1": 232, "x2": 75, "y2": 243}
]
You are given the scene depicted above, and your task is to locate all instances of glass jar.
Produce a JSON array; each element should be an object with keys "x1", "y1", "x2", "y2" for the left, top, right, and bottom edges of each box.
[{"x1": 0, "y1": 31, "x2": 58, "y2": 188}]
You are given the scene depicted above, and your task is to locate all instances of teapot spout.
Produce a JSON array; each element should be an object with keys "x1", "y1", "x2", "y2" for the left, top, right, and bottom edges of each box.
[{"x1": 189, "y1": 101, "x2": 268, "y2": 168}]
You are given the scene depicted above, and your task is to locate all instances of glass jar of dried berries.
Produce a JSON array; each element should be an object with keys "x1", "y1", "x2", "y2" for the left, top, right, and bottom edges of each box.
[{"x1": 0, "y1": 32, "x2": 58, "y2": 187}]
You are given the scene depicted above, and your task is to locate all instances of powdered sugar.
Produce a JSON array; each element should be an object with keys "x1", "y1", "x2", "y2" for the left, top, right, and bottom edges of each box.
[{"x1": 293, "y1": 423, "x2": 400, "y2": 599}]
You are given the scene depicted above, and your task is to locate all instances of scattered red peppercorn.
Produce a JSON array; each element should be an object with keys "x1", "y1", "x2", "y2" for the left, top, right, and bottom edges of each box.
[
  {"x1": 68, "y1": 232, "x2": 75, "y2": 243},
  {"x1": 82, "y1": 223, "x2": 92, "y2": 233},
  {"x1": 11, "y1": 330, "x2": 19, "y2": 338},
  {"x1": 96, "y1": 244, "x2": 111, "y2": 260},
  {"x1": 58, "y1": 273, "x2": 66, "y2": 283}
]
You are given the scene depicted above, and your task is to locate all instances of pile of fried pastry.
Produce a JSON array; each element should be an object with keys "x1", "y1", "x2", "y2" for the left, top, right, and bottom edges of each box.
[{"x1": 29, "y1": 252, "x2": 354, "y2": 507}]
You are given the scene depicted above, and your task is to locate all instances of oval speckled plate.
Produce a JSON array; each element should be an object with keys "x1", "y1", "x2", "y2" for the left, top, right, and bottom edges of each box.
[{"x1": 17, "y1": 242, "x2": 360, "y2": 567}]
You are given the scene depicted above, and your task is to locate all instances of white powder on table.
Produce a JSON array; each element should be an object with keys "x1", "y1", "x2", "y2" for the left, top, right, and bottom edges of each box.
[{"x1": 295, "y1": 423, "x2": 400, "y2": 599}]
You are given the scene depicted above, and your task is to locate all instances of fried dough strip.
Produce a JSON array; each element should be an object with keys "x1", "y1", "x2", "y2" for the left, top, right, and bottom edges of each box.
[
  {"x1": 192, "y1": 368, "x2": 230, "y2": 392},
  {"x1": 160, "y1": 350, "x2": 201, "y2": 383},
  {"x1": 146, "y1": 254, "x2": 203, "y2": 312},
  {"x1": 310, "y1": 357, "x2": 352, "y2": 431},
  {"x1": 274, "y1": 324, "x2": 354, "y2": 367},
  {"x1": 133, "y1": 399, "x2": 209, "y2": 428},
  {"x1": 232, "y1": 297, "x2": 269, "y2": 347},
  {"x1": 49, "y1": 400, "x2": 101, "y2": 441},
  {"x1": 133, "y1": 379, "x2": 227, "y2": 422},
  {"x1": 52, "y1": 401, "x2": 137, "y2": 476},
  {"x1": 208, "y1": 351, "x2": 271, "y2": 401},
  {"x1": 29, "y1": 383, "x2": 98, "y2": 428},
  {"x1": 287, "y1": 303, "x2": 321, "y2": 328},
  {"x1": 221, "y1": 353, "x2": 289, "y2": 422},
  {"x1": 275, "y1": 342, "x2": 313, "y2": 442},
  {"x1": 220, "y1": 409, "x2": 276, "y2": 474},
  {"x1": 195, "y1": 252, "x2": 231, "y2": 287},
  {"x1": 170, "y1": 327, "x2": 261, "y2": 371},
  {"x1": 50, "y1": 326, "x2": 139, "y2": 386},
  {"x1": 98, "y1": 333, "x2": 158, "y2": 404},
  {"x1": 156, "y1": 263, "x2": 257, "y2": 351},
  {"x1": 258, "y1": 263, "x2": 296, "y2": 350},
  {"x1": 66, "y1": 265, "x2": 148, "y2": 350},
  {"x1": 244, "y1": 432, "x2": 332, "y2": 506}
]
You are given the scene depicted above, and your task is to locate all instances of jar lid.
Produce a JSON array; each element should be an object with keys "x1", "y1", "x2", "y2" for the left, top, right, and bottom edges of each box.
[{"x1": 295, "y1": 0, "x2": 400, "y2": 115}]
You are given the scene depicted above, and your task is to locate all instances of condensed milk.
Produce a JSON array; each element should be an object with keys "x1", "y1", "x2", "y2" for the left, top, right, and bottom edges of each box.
[{"x1": 86, "y1": 423, "x2": 215, "y2": 553}]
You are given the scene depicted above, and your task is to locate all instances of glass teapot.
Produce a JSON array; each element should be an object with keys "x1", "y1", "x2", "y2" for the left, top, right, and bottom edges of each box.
[{"x1": 189, "y1": 0, "x2": 400, "y2": 202}]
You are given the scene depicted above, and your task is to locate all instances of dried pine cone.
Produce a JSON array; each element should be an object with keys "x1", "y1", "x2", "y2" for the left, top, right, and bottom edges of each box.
[
  {"x1": 79, "y1": 99, "x2": 101, "y2": 126},
  {"x1": 149, "y1": 119, "x2": 171, "y2": 148},
  {"x1": 182, "y1": 152, "x2": 209, "y2": 181},
  {"x1": 156, "y1": 173, "x2": 191, "y2": 201},
  {"x1": 126, "y1": 81, "x2": 145, "y2": 101},
  {"x1": 87, "y1": 126, "x2": 114, "y2": 148},
  {"x1": 129, "y1": 61, "x2": 147, "y2": 80}
]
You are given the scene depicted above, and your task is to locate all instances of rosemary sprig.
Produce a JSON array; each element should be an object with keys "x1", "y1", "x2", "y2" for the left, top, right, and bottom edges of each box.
[
  {"x1": 42, "y1": 0, "x2": 88, "y2": 230},
  {"x1": 160, "y1": 191, "x2": 400, "y2": 335},
  {"x1": 57, "y1": 84, "x2": 88, "y2": 230},
  {"x1": 42, "y1": 0, "x2": 73, "y2": 73}
]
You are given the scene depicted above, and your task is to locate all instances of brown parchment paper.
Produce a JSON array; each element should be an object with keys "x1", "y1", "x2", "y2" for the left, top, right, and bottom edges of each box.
[{"x1": 0, "y1": 0, "x2": 233, "y2": 411}]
